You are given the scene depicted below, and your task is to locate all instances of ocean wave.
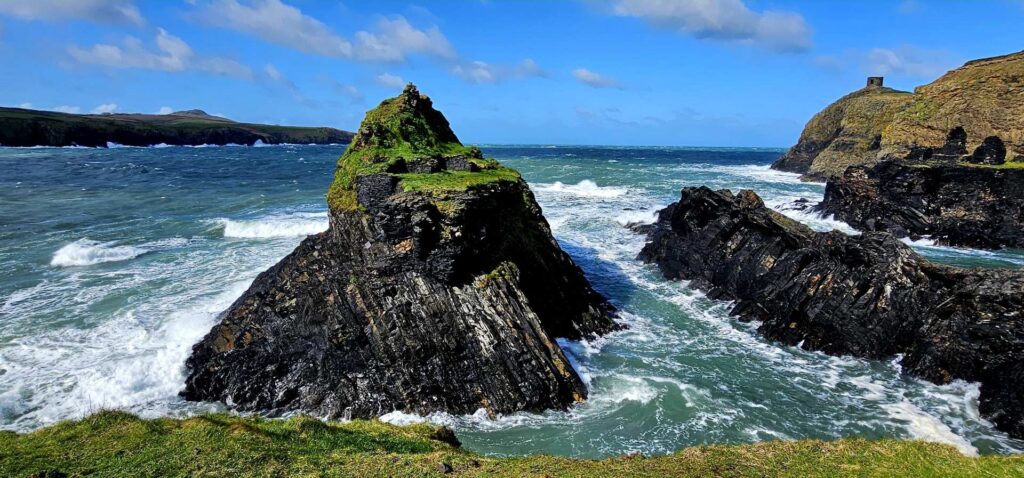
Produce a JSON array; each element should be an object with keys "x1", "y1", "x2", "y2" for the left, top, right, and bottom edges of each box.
[
  {"x1": 50, "y1": 239, "x2": 148, "y2": 267},
  {"x1": 534, "y1": 180, "x2": 627, "y2": 198},
  {"x1": 214, "y1": 212, "x2": 328, "y2": 239}
]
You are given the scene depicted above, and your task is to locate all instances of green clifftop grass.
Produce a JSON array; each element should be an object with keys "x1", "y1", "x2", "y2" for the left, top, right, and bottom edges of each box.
[
  {"x1": 2, "y1": 411, "x2": 1023, "y2": 477},
  {"x1": 326, "y1": 84, "x2": 520, "y2": 211}
]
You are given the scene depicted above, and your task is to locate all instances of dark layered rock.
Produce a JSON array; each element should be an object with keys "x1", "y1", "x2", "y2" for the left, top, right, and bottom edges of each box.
[
  {"x1": 637, "y1": 186, "x2": 1024, "y2": 438},
  {"x1": 818, "y1": 161, "x2": 1024, "y2": 249},
  {"x1": 182, "y1": 85, "x2": 617, "y2": 419},
  {"x1": 970, "y1": 136, "x2": 1008, "y2": 165}
]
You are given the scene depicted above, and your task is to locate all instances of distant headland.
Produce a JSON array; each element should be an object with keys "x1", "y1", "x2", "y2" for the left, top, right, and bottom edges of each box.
[{"x1": 0, "y1": 106, "x2": 353, "y2": 147}]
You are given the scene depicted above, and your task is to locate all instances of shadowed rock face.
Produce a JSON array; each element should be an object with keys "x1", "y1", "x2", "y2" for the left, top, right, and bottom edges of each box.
[
  {"x1": 818, "y1": 161, "x2": 1024, "y2": 249},
  {"x1": 637, "y1": 187, "x2": 1024, "y2": 438},
  {"x1": 181, "y1": 85, "x2": 617, "y2": 419}
]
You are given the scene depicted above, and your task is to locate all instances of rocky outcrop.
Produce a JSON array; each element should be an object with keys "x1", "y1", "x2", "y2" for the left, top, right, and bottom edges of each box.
[
  {"x1": 818, "y1": 161, "x2": 1024, "y2": 249},
  {"x1": 182, "y1": 84, "x2": 617, "y2": 419},
  {"x1": 774, "y1": 51, "x2": 1024, "y2": 179},
  {"x1": 0, "y1": 107, "x2": 352, "y2": 147},
  {"x1": 637, "y1": 187, "x2": 1024, "y2": 438},
  {"x1": 771, "y1": 85, "x2": 912, "y2": 180}
]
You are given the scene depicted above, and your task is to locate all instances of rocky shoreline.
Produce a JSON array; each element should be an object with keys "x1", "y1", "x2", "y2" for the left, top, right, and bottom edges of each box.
[
  {"x1": 818, "y1": 161, "x2": 1024, "y2": 249},
  {"x1": 182, "y1": 85, "x2": 618, "y2": 419},
  {"x1": 636, "y1": 186, "x2": 1024, "y2": 439}
]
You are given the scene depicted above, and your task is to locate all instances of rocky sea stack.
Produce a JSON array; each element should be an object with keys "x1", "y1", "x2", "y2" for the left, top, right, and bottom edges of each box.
[
  {"x1": 182, "y1": 84, "x2": 618, "y2": 418},
  {"x1": 637, "y1": 187, "x2": 1024, "y2": 438}
]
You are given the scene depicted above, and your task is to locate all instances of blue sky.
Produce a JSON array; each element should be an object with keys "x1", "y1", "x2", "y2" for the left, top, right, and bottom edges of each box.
[{"x1": 0, "y1": 0, "x2": 1021, "y2": 146}]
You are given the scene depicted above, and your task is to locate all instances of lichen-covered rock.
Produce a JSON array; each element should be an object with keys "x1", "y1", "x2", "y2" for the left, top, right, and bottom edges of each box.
[
  {"x1": 182, "y1": 85, "x2": 617, "y2": 419},
  {"x1": 637, "y1": 186, "x2": 1024, "y2": 438},
  {"x1": 818, "y1": 161, "x2": 1024, "y2": 249}
]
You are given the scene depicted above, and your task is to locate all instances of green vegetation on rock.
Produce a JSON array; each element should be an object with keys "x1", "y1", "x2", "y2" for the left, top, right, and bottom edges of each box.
[
  {"x1": 3, "y1": 411, "x2": 1023, "y2": 477},
  {"x1": 326, "y1": 84, "x2": 520, "y2": 211}
]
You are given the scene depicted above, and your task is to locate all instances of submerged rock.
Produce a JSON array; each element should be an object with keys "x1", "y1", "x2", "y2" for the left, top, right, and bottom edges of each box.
[
  {"x1": 182, "y1": 84, "x2": 618, "y2": 418},
  {"x1": 818, "y1": 161, "x2": 1024, "y2": 249},
  {"x1": 637, "y1": 186, "x2": 1024, "y2": 438}
]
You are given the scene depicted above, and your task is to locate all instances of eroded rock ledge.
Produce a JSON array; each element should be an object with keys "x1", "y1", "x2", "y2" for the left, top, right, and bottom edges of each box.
[
  {"x1": 182, "y1": 85, "x2": 617, "y2": 419},
  {"x1": 637, "y1": 186, "x2": 1024, "y2": 438},
  {"x1": 818, "y1": 161, "x2": 1024, "y2": 249}
]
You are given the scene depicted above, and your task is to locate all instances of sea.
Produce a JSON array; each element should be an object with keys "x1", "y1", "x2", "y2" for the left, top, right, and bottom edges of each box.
[{"x1": 1, "y1": 144, "x2": 1023, "y2": 458}]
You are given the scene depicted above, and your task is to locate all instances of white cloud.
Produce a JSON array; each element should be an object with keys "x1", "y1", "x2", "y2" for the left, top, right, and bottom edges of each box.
[
  {"x1": 451, "y1": 58, "x2": 548, "y2": 84},
  {"x1": 156, "y1": 106, "x2": 173, "y2": 114},
  {"x1": 815, "y1": 46, "x2": 953, "y2": 79},
  {"x1": 17, "y1": 102, "x2": 32, "y2": 109},
  {"x1": 68, "y1": 28, "x2": 253, "y2": 78},
  {"x1": 193, "y1": 1, "x2": 456, "y2": 63},
  {"x1": 52, "y1": 105, "x2": 82, "y2": 114},
  {"x1": 863, "y1": 46, "x2": 951, "y2": 78},
  {"x1": 354, "y1": 16, "x2": 456, "y2": 62},
  {"x1": 376, "y1": 73, "x2": 405, "y2": 88},
  {"x1": 195, "y1": 0, "x2": 352, "y2": 58},
  {"x1": 91, "y1": 103, "x2": 118, "y2": 114},
  {"x1": 0, "y1": 0, "x2": 144, "y2": 26},
  {"x1": 572, "y1": 68, "x2": 623, "y2": 89},
  {"x1": 607, "y1": 0, "x2": 812, "y2": 53}
]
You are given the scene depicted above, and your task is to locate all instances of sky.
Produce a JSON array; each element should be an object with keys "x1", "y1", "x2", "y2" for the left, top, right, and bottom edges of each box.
[{"x1": 0, "y1": 1, "x2": 1022, "y2": 147}]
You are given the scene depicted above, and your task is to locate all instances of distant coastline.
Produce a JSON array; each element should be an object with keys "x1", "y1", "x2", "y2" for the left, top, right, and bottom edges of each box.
[{"x1": 0, "y1": 107, "x2": 353, "y2": 148}]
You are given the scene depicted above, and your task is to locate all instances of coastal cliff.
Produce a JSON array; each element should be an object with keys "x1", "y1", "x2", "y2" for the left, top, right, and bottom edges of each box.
[
  {"x1": 637, "y1": 187, "x2": 1024, "y2": 438},
  {"x1": 774, "y1": 51, "x2": 1024, "y2": 180},
  {"x1": 818, "y1": 161, "x2": 1024, "y2": 249},
  {"x1": 181, "y1": 85, "x2": 617, "y2": 419},
  {"x1": 0, "y1": 107, "x2": 353, "y2": 147}
]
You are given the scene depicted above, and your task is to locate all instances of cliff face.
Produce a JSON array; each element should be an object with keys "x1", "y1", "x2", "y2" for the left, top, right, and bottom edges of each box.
[
  {"x1": 182, "y1": 85, "x2": 617, "y2": 419},
  {"x1": 818, "y1": 162, "x2": 1024, "y2": 249},
  {"x1": 774, "y1": 51, "x2": 1024, "y2": 179},
  {"x1": 772, "y1": 86, "x2": 913, "y2": 180},
  {"x1": 638, "y1": 187, "x2": 1024, "y2": 438},
  {"x1": 0, "y1": 107, "x2": 353, "y2": 146}
]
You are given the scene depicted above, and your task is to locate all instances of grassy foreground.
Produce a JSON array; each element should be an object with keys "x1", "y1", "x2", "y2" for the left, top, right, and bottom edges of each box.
[{"x1": 1, "y1": 412, "x2": 1023, "y2": 477}]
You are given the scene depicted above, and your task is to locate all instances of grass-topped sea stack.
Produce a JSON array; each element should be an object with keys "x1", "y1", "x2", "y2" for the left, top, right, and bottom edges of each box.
[{"x1": 182, "y1": 84, "x2": 618, "y2": 418}]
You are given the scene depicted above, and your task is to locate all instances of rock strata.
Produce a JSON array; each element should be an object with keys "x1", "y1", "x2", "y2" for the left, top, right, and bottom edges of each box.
[
  {"x1": 637, "y1": 186, "x2": 1024, "y2": 438},
  {"x1": 182, "y1": 85, "x2": 617, "y2": 419},
  {"x1": 818, "y1": 161, "x2": 1024, "y2": 249}
]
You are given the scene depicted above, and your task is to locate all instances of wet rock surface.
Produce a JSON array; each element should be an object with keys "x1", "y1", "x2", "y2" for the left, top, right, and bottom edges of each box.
[
  {"x1": 637, "y1": 186, "x2": 1024, "y2": 438},
  {"x1": 818, "y1": 161, "x2": 1024, "y2": 249},
  {"x1": 182, "y1": 86, "x2": 617, "y2": 419}
]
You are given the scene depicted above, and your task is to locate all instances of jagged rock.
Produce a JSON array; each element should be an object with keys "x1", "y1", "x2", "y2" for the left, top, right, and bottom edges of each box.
[
  {"x1": 182, "y1": 84, "x2": 617, "y2": 419},
  {"x1": 818, "y1": 161, "x2": 1024, "y2": 249},
  {"x1": 637, "y1": 186, "x2": 1024, "y2": 438},
  {"x1": 969, "y1": 136, "x2": 1007, "y2": 165}
]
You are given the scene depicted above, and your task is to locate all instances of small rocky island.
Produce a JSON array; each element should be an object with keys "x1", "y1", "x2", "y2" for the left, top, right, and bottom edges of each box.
[
  {"x1": 637, "y1": 187, "x2": 1024, "y2": 439},
  {"x1": 0, "y1": 106, "x2": 352, "y2": 147},
  {"x1": 182, "y1": 84, "x2": 618, "y2": 419}
]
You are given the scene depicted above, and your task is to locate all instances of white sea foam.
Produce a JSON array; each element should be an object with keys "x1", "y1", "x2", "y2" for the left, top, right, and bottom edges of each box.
[
  {"x1": 51, "y1": 239, "x2": 147, "y2": 267},
  {"x1": 534, "y1": 180, "x2": 627, "y2": 198},
  {"x1": 883, "y1": 401, "x2": 978, "y2": 456},
  {"x1": 215, "y1": 212, "x2": 328, "y2": 239}
]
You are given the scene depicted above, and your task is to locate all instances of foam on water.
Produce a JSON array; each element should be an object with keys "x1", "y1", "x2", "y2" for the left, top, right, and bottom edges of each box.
[
  {"x1": 214, "y1": 212, "x2": 328, "y2": 239},
  {"x1": 51, "y1": 239, "x2": 148, "y2": 267},
  {"x1": 534, "y1": 180, "x2": 628, "y2": 198}
]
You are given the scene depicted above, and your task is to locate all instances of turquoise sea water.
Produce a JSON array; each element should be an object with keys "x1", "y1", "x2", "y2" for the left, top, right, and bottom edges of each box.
[{"x1": 1, "y1": 144, "x2": 1022, "y2": 458}]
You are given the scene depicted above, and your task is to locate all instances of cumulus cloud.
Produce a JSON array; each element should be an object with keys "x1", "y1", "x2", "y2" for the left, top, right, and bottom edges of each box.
[
  {"x1": 376, "y1": 73, "x2": 405, "y2": 88},
  {"x1": 193, "y1": 1, "x2": 454, "y2": 63},
  {"x1": 0, "y1": 0, "x2": 144, "y2": 25},
  {"x1": 451, "y1": 58, "x2": 548, "y2": 84},
  {"x1": 815, "y1": 45, "x2": 953, "y2": 79},
  {"x1": 91, "y1": 103, "x2": 118, "y2": 114},
  {"x1": 606, "y1": 0, "x2": 812, "y2": 53},
  {"x1": 52, "y1": 105, "x2": 82, "y2": 114},
  {"x1": 68, "y1": 28, "x2": 253, "y2": 78},
  {"x1": 572, "y1": 68, "x2": 623, "y2": 89},
  {"x1": 156, "y1": 106, "x2": 173, "y2": 114}
]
